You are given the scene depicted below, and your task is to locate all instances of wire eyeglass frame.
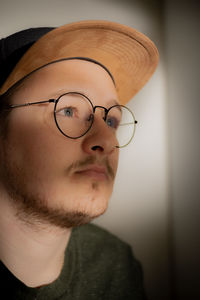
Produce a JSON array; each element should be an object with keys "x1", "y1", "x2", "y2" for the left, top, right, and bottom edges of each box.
[{"x1": 7, "y1": 92, "x2": 138, "y2": 148}]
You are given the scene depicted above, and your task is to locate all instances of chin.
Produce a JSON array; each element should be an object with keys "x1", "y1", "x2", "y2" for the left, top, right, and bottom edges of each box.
[
  {"x1": 29, "y1": 186, "x2": 111, "y2": 228},
  {"x1": 51, "y1": 179, "x2": 113, "y2": 211},
  {"x1": 44, "y1": 198, "x2": 109, "y2": 229},
  {"x1": 63, "y1": 193, "x2": 109, "y2": 217}
]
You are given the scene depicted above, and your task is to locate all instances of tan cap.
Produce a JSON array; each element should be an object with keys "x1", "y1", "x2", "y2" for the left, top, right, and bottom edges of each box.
[{"x1": 0, "y1": 20, "x2": 159, "y2": 104}]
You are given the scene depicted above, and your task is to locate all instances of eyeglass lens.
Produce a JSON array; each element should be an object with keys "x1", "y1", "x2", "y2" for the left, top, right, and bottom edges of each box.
[{"x1": 54, "y1": 93, "x2": 136, "y2": 148}]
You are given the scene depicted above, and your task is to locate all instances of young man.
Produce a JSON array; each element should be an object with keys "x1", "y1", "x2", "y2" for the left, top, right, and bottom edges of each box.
[{"x1": 0, "y1": 20, "x2": 158, "y2": 299}]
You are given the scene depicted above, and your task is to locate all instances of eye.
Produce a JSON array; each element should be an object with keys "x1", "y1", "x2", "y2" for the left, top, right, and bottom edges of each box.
[
  {"x1": 58, "y1": 106, "x2": 77, "y2": 117},
  {"x1": 106, "y1": 117, "x2": 119, "y2": 129}
]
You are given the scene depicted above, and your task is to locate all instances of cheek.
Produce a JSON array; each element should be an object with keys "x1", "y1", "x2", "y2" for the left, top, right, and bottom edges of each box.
[
  {"x1": 6, "y1": 111, "x2": 81, "y2": 179},
  {"x1": 112, "y1": 148, "x2": 119, "y2": 174}
]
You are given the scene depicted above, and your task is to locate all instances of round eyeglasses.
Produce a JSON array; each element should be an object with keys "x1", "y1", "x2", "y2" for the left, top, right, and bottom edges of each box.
[{"x1": 7, "y1": 92, "x2": 138, "y2": 148}]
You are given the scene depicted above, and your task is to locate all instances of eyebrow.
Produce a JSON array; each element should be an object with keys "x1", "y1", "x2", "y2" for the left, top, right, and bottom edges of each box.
[
  {"x1": 48, "y1": 89, "x2": 70, "y2": 99},
  {"x1": 48, "y1": 89, "x2": 120, "y2": 107}
]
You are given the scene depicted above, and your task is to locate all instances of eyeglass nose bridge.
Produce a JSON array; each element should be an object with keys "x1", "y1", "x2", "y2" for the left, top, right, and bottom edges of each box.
[{"x1": 93, "y1": 105, "x2": 109, "y2": 122}]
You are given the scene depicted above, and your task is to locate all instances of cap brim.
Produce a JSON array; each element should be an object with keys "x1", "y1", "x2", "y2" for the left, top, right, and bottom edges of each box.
[{"x1": 0, "y1": 20, "x2": 159, "y2": 104}]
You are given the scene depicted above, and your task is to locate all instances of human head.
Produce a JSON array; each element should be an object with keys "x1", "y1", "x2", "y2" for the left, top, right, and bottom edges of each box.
[{"x1": 0, "y1": 20, "x2": 158, "y2": 228}]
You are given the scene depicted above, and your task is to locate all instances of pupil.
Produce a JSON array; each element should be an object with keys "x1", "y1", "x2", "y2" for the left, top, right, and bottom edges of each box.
[
  {"x1": 65, "y1": 108, "x2": 73, "y2": 116},
  {"x1": 107, "y1": 118, "x2": 114, "y2": 127}
]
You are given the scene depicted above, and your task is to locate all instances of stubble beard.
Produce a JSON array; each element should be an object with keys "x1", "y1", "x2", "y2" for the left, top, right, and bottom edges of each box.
[{"x1": 1, "y1": 150, "x2": 115, "y2": 229}]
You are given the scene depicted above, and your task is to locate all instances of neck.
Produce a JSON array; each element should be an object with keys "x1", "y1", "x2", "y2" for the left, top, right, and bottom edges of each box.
[{"x1": 0, "y1": 195, "x2": 71, "y2": 288}]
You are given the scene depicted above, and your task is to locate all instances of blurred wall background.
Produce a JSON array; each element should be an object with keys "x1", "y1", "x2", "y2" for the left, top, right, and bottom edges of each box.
[
  {"x1": 165, "y1": 0, "x2": 200, "y2": 298},
  {"x1": 0, "y1": 0, "x2": 199, "y2": 299}
]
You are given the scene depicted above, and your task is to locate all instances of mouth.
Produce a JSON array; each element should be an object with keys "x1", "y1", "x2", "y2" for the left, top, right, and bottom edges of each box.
[{"x1": 75, "y1": 165, "x2": 109, "y2": 181}]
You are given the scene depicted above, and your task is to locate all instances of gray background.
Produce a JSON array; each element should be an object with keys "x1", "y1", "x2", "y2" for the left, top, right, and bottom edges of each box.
[{"x1": 0, "y1": 0, "x2": 199, "y2": 299}]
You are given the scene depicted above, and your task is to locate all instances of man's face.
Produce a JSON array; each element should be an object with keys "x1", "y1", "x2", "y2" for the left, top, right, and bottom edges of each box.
[{"x1": 0, "y1": 60, "x2": 119, "y2": 228}]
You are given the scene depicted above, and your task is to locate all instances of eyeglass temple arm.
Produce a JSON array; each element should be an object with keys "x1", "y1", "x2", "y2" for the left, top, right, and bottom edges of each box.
[{"x1": 8, "y1": 99, "x2": 56, "y2": 109}]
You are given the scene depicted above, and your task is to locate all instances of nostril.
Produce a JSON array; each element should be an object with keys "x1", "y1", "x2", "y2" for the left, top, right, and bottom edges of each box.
[{"x1": 91, "y1": 145, "x2": 104, "y2": 152}]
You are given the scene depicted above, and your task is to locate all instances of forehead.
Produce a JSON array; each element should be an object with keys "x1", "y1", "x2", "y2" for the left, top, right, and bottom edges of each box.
[{"x1": 12, "y1": 59, "x2": 118, "y2": 104}]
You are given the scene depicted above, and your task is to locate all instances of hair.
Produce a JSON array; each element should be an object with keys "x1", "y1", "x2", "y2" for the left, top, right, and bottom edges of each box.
[
  {"x1": 0, "y1": 74, "x2": 27, "y2": 109},
  {"x1": 0, "y1": 93, "x2": 12, "y2": 138},
  {"x1": 0, "y1": 79, "x2": 26, "y2": 138}
]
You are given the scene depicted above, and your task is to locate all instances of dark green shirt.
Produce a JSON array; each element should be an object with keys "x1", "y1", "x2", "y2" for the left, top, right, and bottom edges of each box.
[{"x1": 1, "y1": 223, "x2": 146, "y2": 299}]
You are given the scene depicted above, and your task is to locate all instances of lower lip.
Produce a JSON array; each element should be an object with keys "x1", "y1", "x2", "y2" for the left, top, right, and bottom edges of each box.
[{"x1": 75, "y1": 170, "x2": 108, "y2": 180}]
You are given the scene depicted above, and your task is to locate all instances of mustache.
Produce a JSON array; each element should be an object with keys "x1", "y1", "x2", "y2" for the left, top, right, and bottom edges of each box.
[{"x1": 66, "y1": 156, "x2": 115, "y2": 179}]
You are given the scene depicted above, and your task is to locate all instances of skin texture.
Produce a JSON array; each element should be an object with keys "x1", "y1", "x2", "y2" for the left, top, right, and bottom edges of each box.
[
  {"x1": 0, "y1": 60, "x2": 119, "y2": 287},
  {"x1": 0, "y1": 59, "x2": 119, "y2": 228}
]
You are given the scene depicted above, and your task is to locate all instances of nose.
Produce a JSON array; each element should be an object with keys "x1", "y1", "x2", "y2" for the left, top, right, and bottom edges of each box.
[{"x1": 81, "y1": 115, "x2": 118, "y2": 155}]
